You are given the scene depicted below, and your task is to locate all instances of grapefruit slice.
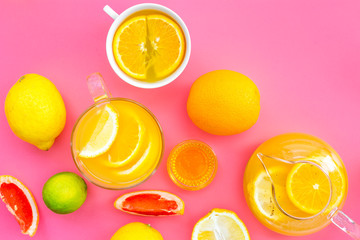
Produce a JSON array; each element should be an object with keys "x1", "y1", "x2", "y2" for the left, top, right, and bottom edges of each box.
[
  {"x1": 114, "y1": 190, "x2": 184, "y2": 216},
  {"x1": 0, "y1": 175, "x2": 39, "y2": 237}
]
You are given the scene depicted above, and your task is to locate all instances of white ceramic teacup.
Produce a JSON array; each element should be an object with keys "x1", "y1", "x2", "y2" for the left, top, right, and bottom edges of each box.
[{"x1": 104, "y1": 4, "x2": 191, "y2": 89}]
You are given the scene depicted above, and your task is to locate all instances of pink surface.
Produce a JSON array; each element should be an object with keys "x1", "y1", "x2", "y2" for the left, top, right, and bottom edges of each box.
[{"x1": 1, "y1": 0, "x2": 360, "y2": 239}]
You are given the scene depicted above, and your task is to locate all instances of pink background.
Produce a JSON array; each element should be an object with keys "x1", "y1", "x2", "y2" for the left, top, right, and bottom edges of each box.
[{"x1": 1, "y1": 0, "x2": 360, "y2": 239}]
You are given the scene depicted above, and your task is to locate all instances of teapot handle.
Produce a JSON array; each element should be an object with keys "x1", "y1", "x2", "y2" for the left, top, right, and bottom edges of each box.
[{"x1": 331, "y1": 209, "x2": 360, "y2": 239}]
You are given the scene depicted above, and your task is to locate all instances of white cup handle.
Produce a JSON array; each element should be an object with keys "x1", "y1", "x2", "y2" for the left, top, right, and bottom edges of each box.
[{"x1": 103, "y1": 5, "x2": 119, "y2": 20}]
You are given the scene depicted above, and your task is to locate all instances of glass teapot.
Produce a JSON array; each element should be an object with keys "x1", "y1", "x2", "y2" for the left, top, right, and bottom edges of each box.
[{"x1": 243, "y1": 133, "x2": 359, "y2": 238}]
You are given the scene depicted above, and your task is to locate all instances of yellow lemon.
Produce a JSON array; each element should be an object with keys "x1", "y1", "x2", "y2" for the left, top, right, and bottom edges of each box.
[
  {"x1": 78, "y1": 104, "x2": 119, "y2": 158},
  {"x1": 251, "y1": 166, "x2": 309, "y2": 221},
  {"x1": 111, "y1": 222, "x2": 163, "y2": 240},
  {"x1": 5, "y1": 74, "x2": 66, "y2": 150},
  {"x1": 192, "y1": 208, "x2": 250, "y2": 240},
  {"x1": 187, "y1": 70, "x2": 260, "y2": 135}
]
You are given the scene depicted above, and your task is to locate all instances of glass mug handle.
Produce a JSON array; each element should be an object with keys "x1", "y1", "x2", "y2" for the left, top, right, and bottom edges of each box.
[
  {"x1": 86, "y1": 72, "x2": 111, "y2": 102},
  {"x1": 330, "y1": 209, "x2": 360, "y2": 239}
]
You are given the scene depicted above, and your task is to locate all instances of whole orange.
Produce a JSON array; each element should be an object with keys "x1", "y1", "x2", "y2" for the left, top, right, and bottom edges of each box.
[{"x1": 187, "y1": 70, "x2": 260, "y2": 135}]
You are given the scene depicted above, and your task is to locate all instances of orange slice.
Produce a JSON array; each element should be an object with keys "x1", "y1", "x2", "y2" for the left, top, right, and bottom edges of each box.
[
  {"x1": 113, "y1": 14, "x2": 185, "y2": 81},
  {"x1": 0, "y1": 175, "x2": 39, "y2": 237},
  {"x1": 114, "y1": 190, "x2": 184, "y2": 216},
  {"x1": 286, "y1": 163, "x2": 331, "y2": 215},
  {"x1": 306, "y1": 153, "x2": 347, "y2": 213},
  {"x1": 192, "y1": 208, "x2": 250, "y2": 240},
  {"x1": 79, "y1": 104, "x2": 119, "y2": 158}
]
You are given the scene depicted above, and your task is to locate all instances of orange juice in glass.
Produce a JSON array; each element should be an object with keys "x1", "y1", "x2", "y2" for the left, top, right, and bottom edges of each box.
[
  {"x1": 244, "y1": 133, "x2": 360, "y2": 238},
  {"x1": 71, "y1": 73, "x2": 163, "y2": 189}
]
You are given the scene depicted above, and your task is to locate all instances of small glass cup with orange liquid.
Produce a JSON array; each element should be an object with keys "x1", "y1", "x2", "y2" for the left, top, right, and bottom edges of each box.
[
  {"x1": 71, "y1": 73, "x2": 164, "y2": 189},
  {"x1": 167, "y1": 140, "x2": 217, "y2": 191},
  {"x1": 243, "y1": 133, "x2": 360, "y2": 238},
  {"x1": 104, "y1": 3, "x2": 191, "y2": 88}
]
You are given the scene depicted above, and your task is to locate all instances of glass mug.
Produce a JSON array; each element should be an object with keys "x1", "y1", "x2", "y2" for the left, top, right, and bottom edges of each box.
[
  {"x1": 244, "y1": 133, "x2": 359, "y2": 238},
  {"x1": 71, "y1": 73, "x2": 164, "y2": 189}
]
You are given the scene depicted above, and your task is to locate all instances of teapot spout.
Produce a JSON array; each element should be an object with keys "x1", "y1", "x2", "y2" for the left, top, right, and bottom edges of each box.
[
  {"x1": 256, "y1": 153, "x2": 292, "y2": 179},
  {"x1": 257, "y1": 152, "x2": 295, "y2": 168}
]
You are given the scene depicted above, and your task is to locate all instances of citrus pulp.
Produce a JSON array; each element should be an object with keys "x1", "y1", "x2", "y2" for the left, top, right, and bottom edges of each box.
[
  {"x1": 0, "y1": 175, "x2": 39, "y2": 237},
  {"x1": 113, "y1": 14, "x2": 185, "y2": 81},
  {"x1": 192, "y1": 208, "x2": 250, "y2": 240},
  {"x1": 286, "y1": 163, "x2": 331, "y2": 215},
  {"x1": 79, "y1": 104, "x2": 119, "y2": 158},
  {"x1": 114, "y1": 190, "x2": 184, "y2": 216}
]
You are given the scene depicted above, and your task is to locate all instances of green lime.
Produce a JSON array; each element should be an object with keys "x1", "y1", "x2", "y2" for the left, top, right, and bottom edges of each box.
[{"x1": 42, "y1": 172, "x2": 87, "y2": 214}]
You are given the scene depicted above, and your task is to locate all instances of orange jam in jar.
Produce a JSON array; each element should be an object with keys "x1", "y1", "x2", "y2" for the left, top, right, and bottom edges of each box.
[{"x1": 167, "y1": 140, "x2": 217, "y2": 191}]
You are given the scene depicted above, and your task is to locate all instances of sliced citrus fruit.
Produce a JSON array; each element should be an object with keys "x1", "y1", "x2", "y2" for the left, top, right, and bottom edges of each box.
[
  {"x1": 325, "y1": 167, "x2": 346, "y2": 212},
  {"x1": 146, "y1": 15, "x2": 185, "y2": 79},
  {"x1": 113, "y1": 14, "x2": 185, "y2": 81},
  {"x1": 286, "y1": 163, "x2": 331, "y2": 215},
  {"x1": 106, "y1": 110, "x2": 145, "y2": 167},
  {"x1": 79, "y1": 104, "x2": 119, "y2": 158},
  {"x1": 251, "y1": 166, "x2": 309, "y2": 221},
  {"x1": 0, "y1": 175, "x2": 39, "y2": 237},
  {"x1": 114, "y1": 190, "x2": 184, "y2": 216},
  {"x1": 306, "y1": 153, "x2": 347, "y2": 213},
  {"x1": 192, "y1": 208, "x2": 250, "y2": 240},
  {"x1": 252, "y1": 168, "x2": 284, "y2": 221}
]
